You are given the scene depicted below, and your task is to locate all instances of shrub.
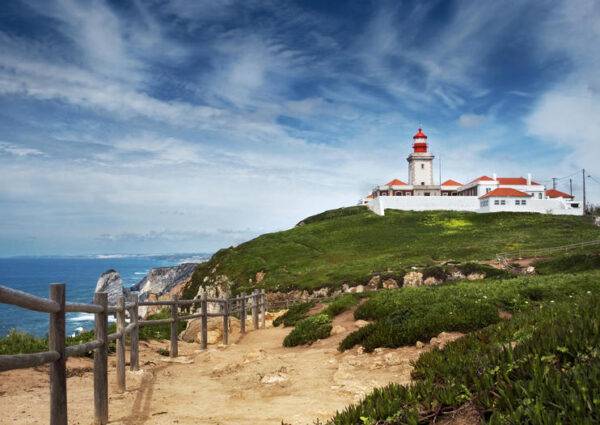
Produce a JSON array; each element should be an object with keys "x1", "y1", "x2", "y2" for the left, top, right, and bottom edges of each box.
[
  {"x1": 139, "y1": 309, "x2": 186, "y2": 341},
  {"x1": 458, "y1": 262, "x2": 511, "y2": 279},
  {"x1": 341, "y1": 271, "x2": 600, "y2": 352},
  {"x1": 322, "y1": 294, "x2": 359, "y2": 318},
  {"x1": 0, "y1": 330, "x2": 48, "y2": 355},
  {"x1": 283, "y1": 314, "x2": 333, "y2": 347},
  {"x1": 329, "y1": 295, "x2": 600, "y2": 424},
  {"x1": 534, "y1": 252, "x2": 600, "y2": 275},
  {"x1": 422, "y1": 265, "x2": 448, "y2": 281},
  {"x1": 273, "y1": 301, "x2": 315, "y2": 327}
]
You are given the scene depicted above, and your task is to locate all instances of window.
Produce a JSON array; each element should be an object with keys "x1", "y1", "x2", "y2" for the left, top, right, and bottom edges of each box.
[
  {"x1": 421, "y1": 164, "x2": 425, "y2": 169},
  {"x1": 538, "y1": 193, "x2": 542, "y2": 199},
  {"x1": 494, "y1": 200, "x2": 500, "y2": 205},
  {"x1": 522, "y1": 200, "x2": 527, "y2": 205},
  {"x1": 421, "y1": 182, "x2": 425, "y2": 186},
  {"x1": 515, "y1": 200, "x2": 521, "y2": 205},
  {"x1": 424, "y1": 192, "x2": 430, "y2": 196},
  {"x1": 486, "y1": 188, "x2": 491, "y2": 193},
  {"x1": 395, "y1": 191, "x2": 403, "y2": 196},
  {"x1": 501, "y1": 200, "x2": 506, "y2": 205}
]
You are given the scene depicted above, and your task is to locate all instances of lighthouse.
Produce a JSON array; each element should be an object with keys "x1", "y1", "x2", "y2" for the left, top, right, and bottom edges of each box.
[{"x1": 407, "y1": 128, "x2": 438, "y2": 195}]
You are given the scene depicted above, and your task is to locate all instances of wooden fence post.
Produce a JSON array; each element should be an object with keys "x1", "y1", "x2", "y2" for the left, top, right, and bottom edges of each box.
[
  {"x1": 201, "y1": 293, "x2": 208, "y2": 350},
  {"x1": 170, "y1": 295, "x2": 179, "y2": 358},
  {"x1": 240, "y1": 293, "x2": 246, "y2": 334},
  {"x1": 129, "y1": 294, "x2": 139, "y2": 371},
  {"x1": 260, "y1": 289, "x2": 266, "y2": 329},
  {"x1": 94, "y1": 292, "x2": 109, "y2": 425},
  {"x1": 116, "y1": 296, "x2": 126, "y2": 393},
  {"x1": 49, "y1": 283, "x2": 67, "y2": 425},
  {"x1": 252, "y1": 289, "x2": 259, "y2": 330},
  {"x1": 222, "y1": 299, "x2": 229, "y2": 345}
]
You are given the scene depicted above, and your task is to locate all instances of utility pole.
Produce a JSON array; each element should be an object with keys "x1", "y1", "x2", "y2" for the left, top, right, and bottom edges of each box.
[
  {"x1": 582, "y1": 168, "x2": 587, "y2": 214},
  {"x1": 569, "y1": 178, "x2": 573, "y2": 197},
  {"x1": 439, "y1": 157, "x2": 442, "y2": 185},
  {"x1": 552, "y1": 177, "x2": 557, "y2": 190}
]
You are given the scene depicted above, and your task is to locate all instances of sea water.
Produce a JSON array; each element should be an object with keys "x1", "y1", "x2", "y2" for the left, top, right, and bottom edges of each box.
[{"x1": 0, "y1": 254, "x2": 208, "y2": 337}]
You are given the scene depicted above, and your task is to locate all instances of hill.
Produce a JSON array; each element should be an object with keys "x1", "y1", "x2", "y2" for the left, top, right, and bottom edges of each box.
[{"x1": 184, "y1": 207, "x2": 599, "y2": 298}]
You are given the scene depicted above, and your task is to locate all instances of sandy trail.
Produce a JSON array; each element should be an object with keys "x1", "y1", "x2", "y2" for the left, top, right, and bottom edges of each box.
[{"x1": 0, "y1": 309, "x2": 441, "y2": 425}]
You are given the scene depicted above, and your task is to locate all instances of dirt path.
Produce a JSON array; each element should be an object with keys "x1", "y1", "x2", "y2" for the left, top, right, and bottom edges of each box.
[{"x1": 0, "y1": 309, "x2": 455, "y2": 425}]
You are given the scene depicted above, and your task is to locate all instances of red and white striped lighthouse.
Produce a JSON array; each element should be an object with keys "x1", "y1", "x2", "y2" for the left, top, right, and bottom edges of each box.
[{"x1": 412, "y1": 128, "x2": 428, "y2": 153}]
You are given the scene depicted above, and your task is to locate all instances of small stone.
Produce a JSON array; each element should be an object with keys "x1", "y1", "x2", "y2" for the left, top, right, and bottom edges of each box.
[
  {"x1": 423, "y1": 277, "x2": 440, "y2": 286},
  {"x1": 260, "y1": 373, "x2": 289, "y2": 385},
  {"x1": 382, "y1": 278, "x2": 398, "y2": 289},
  {"x1": 466, "y1": 273, "x2": 486, "y2": 281},
  {"x1": 356, "y1": 347, "x2": 364, "y2": 355},
  {"x1": 415, "y1": 341, "x2": 425, "y2": 349},
  {"x1": 354, "y1": 285, "x2": 365, "y2": 293},
  {"x1": 354, "y1": 320, "x2": 369, "y2": 328}
]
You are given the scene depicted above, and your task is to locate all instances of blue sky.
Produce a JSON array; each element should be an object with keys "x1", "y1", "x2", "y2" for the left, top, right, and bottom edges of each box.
[{"x1": 1, "y1": 0, "x2": 599, "y2": 256}]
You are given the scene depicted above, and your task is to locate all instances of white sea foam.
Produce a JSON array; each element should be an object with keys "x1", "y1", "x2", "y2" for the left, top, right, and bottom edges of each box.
[{"x1": 68, "y1": 313, "x2": 116, "y2": 323}]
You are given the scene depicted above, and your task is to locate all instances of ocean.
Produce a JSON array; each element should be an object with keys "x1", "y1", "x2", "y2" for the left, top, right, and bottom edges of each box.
[{"x1": 0, "y1": 254, "x2": 208, "y2": 337}]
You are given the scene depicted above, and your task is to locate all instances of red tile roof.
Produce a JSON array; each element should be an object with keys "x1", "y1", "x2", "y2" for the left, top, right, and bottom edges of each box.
[
  {"x1": 480, "y1": 188, "x2": 531, "y2": 199},
  {"x1": 465, "y1": 175, "x2": 494, "y2": 186},
  {"x1": 497, "y1": 177, "x2": 541, "y2": 186},
  {"x1": 386, "y1": 178, "x2": 408, "y2": 186},
  {"x1": 545, "y1": 189, "x2": 574, "y2": 199},
  {"x1": 441, "y1": 179, "x2": 463, "y2": 186}
]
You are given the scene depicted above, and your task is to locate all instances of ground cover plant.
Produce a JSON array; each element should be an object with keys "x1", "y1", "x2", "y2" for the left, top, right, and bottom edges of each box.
[
  {"x1": 0, "y1": 309, "x2": 184, "y2": 355},
  {"x1": 273, "y1": 301, "x2": 315, "y2": 327},
  {"x1": 186, "y1": 208, "x2": 599, "y2": 296},
  {"x1": 282, "y1": 313, "x2": 333, "y2": 347},
  {"x1": 340, "y1": 270, "x2": 600, "y2": 352},
  {"x1": 534, "y1": 251, "x2": 600, "y2": 274},
  {"x1": 329, "y1": 293, "x2": 600, "y2": 424},
  {"x1": 322, "y1": 294, "x2": 360, "y2": 317}
]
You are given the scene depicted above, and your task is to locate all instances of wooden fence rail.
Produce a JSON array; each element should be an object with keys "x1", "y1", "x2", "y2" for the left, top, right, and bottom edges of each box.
[{"x1": 0, "y1": 283, "x2": 267, "y2": 425}]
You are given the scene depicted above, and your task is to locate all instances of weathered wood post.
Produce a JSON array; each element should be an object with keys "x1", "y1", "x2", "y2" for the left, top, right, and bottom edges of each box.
[
  {"x1": 222, "y1": 299, "x2": 229, "y2": 345},
  {"x1": 240, "y1": 293, "x2": 246, "y2": 334},
  {"x1": 200, "y1": 292, "x2": 208, "y2": 350},
  {"x1": 260, "y1": 289, "x2": 266, "y2": 329},
  {"x1": 94, "y1": 292, "x2": 109, "y2": 425},
  {"x1": 170, "y1": 294, "x2": 179, "y2": 357},
  {"x1": 252, "y1": 289, "x2": 259, "y2": 330},
  {"x1": 116, "y1": 296, "x2": 126, "y2": 393},
  {"x1": 49, "y1": 283, "x2": 67, "y2": 425},
  {"x1": 128, "y1": 294, "x2": 139, "y2": 371}
]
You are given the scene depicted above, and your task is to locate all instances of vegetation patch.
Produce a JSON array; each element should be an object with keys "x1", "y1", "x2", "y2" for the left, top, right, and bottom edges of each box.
[
  {"x1": 340, "y1": 271, "x2": 600, "y2": 352},
  {"x1": 329, "y1": 294, "x2": 600, "y2": 424},
  {"x1": 283, "y1": 314, "x2": 333, "y2": 347},
  {"x1": 322, "y1": 294, "x2": 360, "y2": 318},
  {"x1": 534, "y1": 251, "x2": 600, "y2": 275},
  {"x1": 185, "y1": 208, "x2": 598, "y2": 296},
  {"x1": 273, "y1": 301, "x2": 315, "y2": 327}
]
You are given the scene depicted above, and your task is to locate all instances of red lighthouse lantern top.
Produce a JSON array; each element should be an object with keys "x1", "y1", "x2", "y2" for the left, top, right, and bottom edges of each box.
[{"x1": 412, "y1": 128, "x2": 428, "y2": 153}]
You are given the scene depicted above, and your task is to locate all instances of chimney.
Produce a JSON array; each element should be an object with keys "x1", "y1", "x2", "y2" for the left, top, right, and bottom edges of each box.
[
  {"x1": 492, "y1": 172, "x2": 497, "y2": 181},
  {"x1": 527, "y1": 173, "x2": 532, "y2": 186}
]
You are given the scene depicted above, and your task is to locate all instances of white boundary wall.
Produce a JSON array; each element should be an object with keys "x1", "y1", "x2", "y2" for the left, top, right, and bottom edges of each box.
[
  {"x1": 367, "y1": 196, "x2": 584, "y2": 216},
  {"x1": 368, "y1": 196, "x2": 480, "y2": 216}
]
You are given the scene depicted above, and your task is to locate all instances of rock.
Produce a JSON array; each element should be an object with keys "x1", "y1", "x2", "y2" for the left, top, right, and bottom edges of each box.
[
  {"x1": 382, "y1": 278, "x2": 398, "y2": 289},
  {"x1": 449, "y1": 271, "x2": 465, "y2": 281},
  {"x1": 594, "y1": 216, "x2": 600, "y2": 227},
  {"x1": 331, "y1": 325, "x2": 347, "y2": 335},
  {"x1": 132, "y1": 263, "x2": 197, "y2": 299},
  {"x1": 342, "y1": 284, "x2": 350, "y2": 293},
  {"x1": 354, "y1": 320, "x2": 369, "y2": 328},
  {"x1": 255, "y1": 271, "x2": 266, "y2": 283},
  {"x1": 383, "y1": 352, "x2": 403, "y2": 366},
  {"x1": 524, "y1": 266, "x2": 536, "y2": 275},
  {"x1": 429, "y1": 332, "x2": 464, "y2": 349},
  {"x1": 466, "y1": 273, "x2": 486, "y2": 281},
  {"x1": 415, "y1": 341, "x2": 425, "y2": 349},
  {"x1": 367, "y1": 275, "x2": 381, "y2": 289},
  {"x1": 403, "y1": 271, "x2": 423, "y2": 287},
  {"x1": 180, "y1": 316, "x2": 241, "y2": 344},
  {"x1": 312, "y1": 287, "x2": 329, "y2": 298},
  {"x1": 354, "y1": 285, "x2": 365, "y2": 293},
  {"x1": 95, "y1": 270, "x2": 124, "y2": 305},
  {"x1": 423, "y1": 277, "x2": 440, "y2": 286},
  {"x1": 356, "y1": 346, "x2": 364, "y2": 355},
  {"x1": 260, "y1": 373, "x2": 289, "y2": 385}
]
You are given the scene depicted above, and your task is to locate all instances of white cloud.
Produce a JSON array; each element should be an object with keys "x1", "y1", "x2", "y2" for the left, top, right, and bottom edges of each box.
[
  {"x1": 458, "y1": 113, "x2": 486, "y2": 128},
  {"x1": 0, "y1": 142, "x2": 44, "y2": 157}
]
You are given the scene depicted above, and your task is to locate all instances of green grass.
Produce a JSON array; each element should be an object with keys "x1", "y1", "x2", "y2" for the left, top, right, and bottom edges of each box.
[
  {"x1": 184, "y1": 208, "x2": 599, "y2": 296},
  {"x1": 283, "y1": 313, "x2": 333, "y2": 347},
  {"x1": 0, "y1": 309, "x2": 184, "y2": 355},
  {"x1": 322, "y1": 294, "x2": 360, "y2": 317},
  {"x1": 273, "y1": 301, "x2": 315, "y2": 327},
  {"x1": 329, "y1": 294, "x2": 600, "y2": 424},
  {"x1": 534, "y1": 251, "x2": 600, "y2": 275},
  {"x1": 340, "y1": 270, "x2": 600, "y2": 352}
]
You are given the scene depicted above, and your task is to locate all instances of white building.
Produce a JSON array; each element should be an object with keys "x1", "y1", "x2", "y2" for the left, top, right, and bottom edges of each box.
[{"x1": 362, "y1": 128, "x2": 583, "y2": 216}]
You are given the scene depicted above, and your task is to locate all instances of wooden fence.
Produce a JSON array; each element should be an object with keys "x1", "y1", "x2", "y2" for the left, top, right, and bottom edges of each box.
[{"x1": 0, "y1": 284, "x2": 267, "y2": 425}]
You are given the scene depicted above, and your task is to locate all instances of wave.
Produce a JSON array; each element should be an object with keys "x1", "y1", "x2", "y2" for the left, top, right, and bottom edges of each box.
[{"x1": 68, "y1": 313, "x2": 116, "y2": 323}]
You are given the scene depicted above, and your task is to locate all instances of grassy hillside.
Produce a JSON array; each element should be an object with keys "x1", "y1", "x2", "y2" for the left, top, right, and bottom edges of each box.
[{"x1": 185, "y1": 207, "x2": 599, "y2": 296}]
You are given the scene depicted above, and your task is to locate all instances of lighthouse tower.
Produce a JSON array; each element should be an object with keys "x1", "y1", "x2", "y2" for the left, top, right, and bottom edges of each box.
[{"x1": 407, "y1": 128, "x2": 438, "y2": 195}]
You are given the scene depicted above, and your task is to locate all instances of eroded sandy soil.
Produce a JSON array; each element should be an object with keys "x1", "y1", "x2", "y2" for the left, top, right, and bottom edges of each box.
[{"x1": 0, "y1": 308, "x2": 461, "y2": 425}]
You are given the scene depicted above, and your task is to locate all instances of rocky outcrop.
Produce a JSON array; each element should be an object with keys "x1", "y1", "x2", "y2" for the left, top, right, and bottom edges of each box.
[
  {"x1": 95, "y1": 269, "x2": 125, "y2": 305},
  {"x1": 131, "y1": 263, "x2": 197, "y2": 317},
  {"x1": 403, "y1": 271, "x2": 423, "y2": 287}
]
